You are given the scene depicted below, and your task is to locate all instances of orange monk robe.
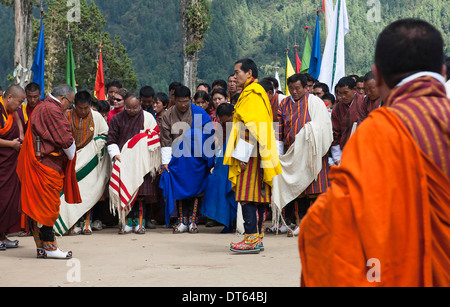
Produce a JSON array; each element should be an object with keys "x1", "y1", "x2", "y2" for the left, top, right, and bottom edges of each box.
[
  {"x1": 298, "y1": 108, "x2": 450, "y2": 287},
  {"x1": 16, "y1": 119, "x2": 82, "y2": 227}
]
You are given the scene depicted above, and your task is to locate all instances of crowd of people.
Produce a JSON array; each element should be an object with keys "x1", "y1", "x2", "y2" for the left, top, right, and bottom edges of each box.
[{"x1": 0, "y1": 18, "x2": 449, "y2": 286}]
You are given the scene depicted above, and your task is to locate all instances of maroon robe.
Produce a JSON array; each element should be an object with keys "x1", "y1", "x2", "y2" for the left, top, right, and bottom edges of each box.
[{"x1": 0, "y1": 103, "x2": 21, "y2": 234}]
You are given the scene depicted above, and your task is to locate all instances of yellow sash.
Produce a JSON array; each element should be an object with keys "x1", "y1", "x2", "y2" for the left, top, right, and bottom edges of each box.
[{"x1": 224, "y1": 78, "x2": 282, "y2": 190}]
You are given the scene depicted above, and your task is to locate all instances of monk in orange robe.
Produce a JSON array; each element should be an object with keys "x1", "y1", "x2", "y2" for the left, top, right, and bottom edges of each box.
[
  {"x1": 298, "y1": 19, "x2": 450, "y2": 287},
  {"x1": 15, "y1": 82, "x2": 42, "y2": 235}
]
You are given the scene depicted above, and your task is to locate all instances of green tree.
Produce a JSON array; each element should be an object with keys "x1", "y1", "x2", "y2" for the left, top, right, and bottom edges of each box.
[{"x1": 37, "y1": 0, "x2": 137, "y2": 94}]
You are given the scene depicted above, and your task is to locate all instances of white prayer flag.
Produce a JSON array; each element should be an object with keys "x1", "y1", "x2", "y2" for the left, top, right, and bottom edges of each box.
[{"x1": 318, "y1": 0, "x2": 349, "y2": 95}]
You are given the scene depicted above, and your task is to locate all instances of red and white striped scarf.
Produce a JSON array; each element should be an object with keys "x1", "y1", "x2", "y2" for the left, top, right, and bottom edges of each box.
[{"x1": 109, "y1": 113, "x2": 161, "y2": 225}]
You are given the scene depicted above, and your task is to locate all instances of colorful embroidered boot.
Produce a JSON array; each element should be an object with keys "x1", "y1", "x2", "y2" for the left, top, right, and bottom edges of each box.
[
  {"x1": 188, "y1": 216, "x2": 198, "y2": 234},
  {"x1": 173, "y1": 217, "x2": 188, "y2": 234},
  {"x1": 30, "y1": 221, "x2": 45, "y2": 258},
  {"x1": 230, "y1": 234, "x2": 261, "y2": 254},
  {"x1": 42, "y1": 240, "x2": 72, "y2": 259},
  {"x1": 133, "y1": 218, "x2": 146, "y2": 234},
  {"x1": 82, "y1": 211, "x2": 93, "y2": 235},
  {"x1": 257, "y1": 232, "x2": 264, "y2": 251},
  {"x1": 124, "y1": 218, "x2": 134, "y2": 233}
]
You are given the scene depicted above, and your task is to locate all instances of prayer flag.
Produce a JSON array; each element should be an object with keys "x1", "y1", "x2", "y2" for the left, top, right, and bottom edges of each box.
[
  {"x1": 309, "y1": 15, "x2": 322, "y2": 79},
  {"x1": 295, "y1": 49, "x2": 302, "y2": 73},
  {"x1": 318, "y1": 0, "x2": 349, "y2": 94},
  {"x1": 285, "y1": 53, "x2": 296, "y2": 95},
  {"x1": 324, "y1": 0, "x2": 335, "y2": 38},
  {"x1": 66, "y1": 36, "x2": 77, "y2": 92},
  {"x1": 275, "y1": 70, "x2": 282, "y2": 93},
  {"x1": 300, "y1": 34, "x2": 312, "y2": 74},
  {"x1": 94, "y1": 49, "x2": 106, "y2": 100},
  {"x1": 31, "y1": 21, "x2": 45, "y2": 100}
]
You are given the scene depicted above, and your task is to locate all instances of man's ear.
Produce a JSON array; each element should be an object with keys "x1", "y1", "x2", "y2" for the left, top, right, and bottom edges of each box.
[
  {"x1": 372, "y1": 63, "x2": 393, "y2": 104},
  {"x1": 441, "y1": 64, "x2": 447, "y2": 81},
  {"x1": 372, "y1": 64, "x2": 383, "y2": 87}
]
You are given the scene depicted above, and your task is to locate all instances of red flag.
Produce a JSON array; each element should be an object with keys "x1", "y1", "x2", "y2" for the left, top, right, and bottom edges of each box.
[
  {"x1": 295, "y1": 49, "x2": 302, "y2": 73},
  {"x1": 94, "y1": 50, "x2": 106, "y2": 100}
]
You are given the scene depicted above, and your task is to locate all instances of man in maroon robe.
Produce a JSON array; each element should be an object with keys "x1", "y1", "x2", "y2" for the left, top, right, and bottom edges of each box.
[{"x1": 0, "y1": 85, "x2": 26, "y2": 249}]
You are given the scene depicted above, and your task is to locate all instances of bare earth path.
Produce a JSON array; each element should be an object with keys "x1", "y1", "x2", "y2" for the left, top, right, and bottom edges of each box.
[{"x1": 0, "y1": 223, "x2": 301, "y2": 287}]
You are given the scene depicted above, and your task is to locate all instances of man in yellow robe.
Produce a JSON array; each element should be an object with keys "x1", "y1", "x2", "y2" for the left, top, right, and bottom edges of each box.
[{"x1": 224, "y1": 58, "x2": 282, "y2": 253}]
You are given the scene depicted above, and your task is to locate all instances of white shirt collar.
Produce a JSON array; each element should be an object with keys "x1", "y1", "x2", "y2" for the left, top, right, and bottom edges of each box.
[
  {"x1": 49, "y1": 93, "x2": 62, "y2": 104},
  {"x1": 396, "y1": 71, "x2": 446, "y2": 88}
]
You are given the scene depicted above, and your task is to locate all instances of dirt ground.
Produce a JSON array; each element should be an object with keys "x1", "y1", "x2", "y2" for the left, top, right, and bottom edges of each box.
[{"x1": 0, "y1": 223, "x2": 301, "y2": 287}]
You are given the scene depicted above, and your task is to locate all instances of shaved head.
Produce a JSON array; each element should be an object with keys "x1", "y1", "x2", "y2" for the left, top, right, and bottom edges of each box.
[
  {"x1": 3, "y1": 85, "x2": 26, "y2": 113},
  {"x1": 4, "y1": 85, "x2": 25, "y2": 98}
]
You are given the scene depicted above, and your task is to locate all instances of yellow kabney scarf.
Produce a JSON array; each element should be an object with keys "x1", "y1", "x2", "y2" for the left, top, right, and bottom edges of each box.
[{"x1": 224, "y1": 78, "x2": 282, "y2": 191}]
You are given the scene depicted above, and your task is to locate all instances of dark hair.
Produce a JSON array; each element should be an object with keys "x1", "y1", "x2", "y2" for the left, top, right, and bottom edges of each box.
[
  {"x1": 194, "y1": 90, "x2": 211, "y2": 103},
  {"x1": 196, "y1": 82, "x2": 211, "y2": 93},
  {"x1": 356, "y1": 77, "x2": 365, "y2": 84},
  {"x1": 211, "y1": 87, "x2": 227, "y2": 100},
  {"x1": 216, "y1": 102, "x2": 234, "y2": 118},
  {"x1": 363, "y1": 71, "x2": 376, "y2": 82},
  {"x1": 263, "y1": 77, "x2": 279, "y2": 89},
  {"x1": 287, "y1": 73, "x2": 307, "y2": 87},
  {"x1": 231, "y1": 93, "x2": 240, "y2": 105},
  {"x1": 74, "y1": 90, "x2": 92, "y2": 105},
  {"x1": 321, "y1": 93, "x2": 336, "y2": 105},
  {"x1": 347, "y1": 74, "x2": 359, "y2": 81},
  {"x1": 106, "y1": 80, "x2": 122, "y2": 91},
  {"x1": 124, "y1": 92, "x2": 139, "y2": 102},
  {"x1": 92, "y1": 100, "x2": 110, "y2": 113},
  {"x1": 445, "y1": 56, "x2": 450, "y2": 80},
  {"x1": 375, "y1": 18, "x2": 445, "y2": 89},
  {"x1": 25, "y1": 82, "x2": 41, "y2": 93},
  {"x1": 169, "y1": 81, "x2": 182, "y2": 92},
  {"x1": 235, "y1": 58, "x2": 258, "y2": 79},
  {"x1": 336, "y1": 76, "x2": 356, "y2": 89},
  {"x1": 313, "y1": 82, "x2": 329, "y2": 94},
  {"x1": 155, "y1": 92, "x2": 169, "y2": 107},
  {"x1": 139, "y1": 86, "x2": 155, "y2": 98},
  {"x1": 304, "y1": 73, "x2": 314, "y2": 83},
  {"x1": 212, "y1": 79, "x2": 227, "y2": 91},
  {"x1": 174, "y1": 85, "x2": 191, "y2": 99},
  {"x1": 259, "y1": 79, "x2": 274, "y2": 93}
]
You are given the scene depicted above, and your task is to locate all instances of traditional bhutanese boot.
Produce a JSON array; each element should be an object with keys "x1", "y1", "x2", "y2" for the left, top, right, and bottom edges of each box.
[
  {"x1": 188, "y1": 216, "x2": 198, "y2": 234},
  {"x1": 188, "y1": 198, "x2": 199, "y2": 233},
  {"x1": 82, "y1": 210, "x2": 93, "y2": 235},
  {"x1": 30, "y1": 221, "x2": 45, "y2": 258},
  {"x1": 173, "y1": 217, "x2": 188, "y2": 234},
  {"x1": 124, "y1": 218, "x2": 134, "y2": 233},
  {"x1": 230, "y1": 233, "x2": 261, "y2": 254},
  {"x1": 42, "y1": 240, "x2": 72, "y2": 259},
  {"x1": 133, "y1": 200, "x2": 146, "y2": 234},
  {"x1": 257, "y1": 232, "x2": 264, "y2": 251}
]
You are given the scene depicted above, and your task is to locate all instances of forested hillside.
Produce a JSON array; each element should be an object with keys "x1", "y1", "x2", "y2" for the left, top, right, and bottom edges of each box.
[{"x1": 0, "y1": 0, "x2": 449, "y2": 93}]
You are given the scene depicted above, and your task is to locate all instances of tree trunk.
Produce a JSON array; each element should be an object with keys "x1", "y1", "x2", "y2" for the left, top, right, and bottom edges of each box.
[
  {"x1": 13, "y1": 0, "x2": 34, "y2": 88},
  {"x1": 179, "y1": 0, "x2": 196, "y2": 94}
]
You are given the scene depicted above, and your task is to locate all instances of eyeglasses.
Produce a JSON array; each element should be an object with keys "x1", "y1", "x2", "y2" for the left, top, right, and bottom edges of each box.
[
  {"x1": 114, "y1": 98, "x2": 124, "y2": 102},
  {"x1": 62, "y1": 96, "x2": 74, "y2": 106},
  {"x1": 125, "y1": 106, "x2": 141, "y2": 112}
]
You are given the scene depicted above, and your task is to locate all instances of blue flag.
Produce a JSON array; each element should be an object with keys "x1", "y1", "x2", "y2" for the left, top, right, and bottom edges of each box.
[
  {"x1": 309, "y1": 15, "x2": 322, "y2": 79},
  {"x1": 31, "y1": 21, "x2": 45, "y2": 99}
]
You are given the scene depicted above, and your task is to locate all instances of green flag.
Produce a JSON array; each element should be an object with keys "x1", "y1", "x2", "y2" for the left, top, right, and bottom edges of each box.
[
  {"x1": 66, "y1": 36, "x2": 77, "y2": 92},
  {"x1": 300, "y1": 34, "x2": 312, "y2": 74}
]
